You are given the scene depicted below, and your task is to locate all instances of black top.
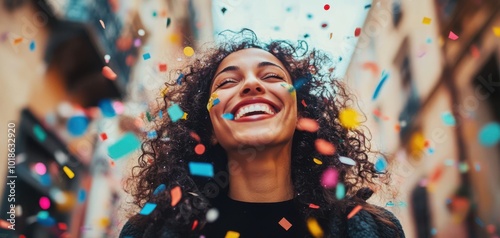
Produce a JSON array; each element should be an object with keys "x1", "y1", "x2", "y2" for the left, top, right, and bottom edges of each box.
[{"x1": 201, "y1": 194, "x2": 309, "y2": 238}]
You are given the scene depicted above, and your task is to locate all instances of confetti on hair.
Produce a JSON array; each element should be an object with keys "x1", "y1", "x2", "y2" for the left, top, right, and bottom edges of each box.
[
  {"x1": 63, "y1": 166, "x2": 75, "y2": 179},
  {"x1": 222, "y1": 113, "x2": 234, "y2": 120},
  {"x1": 183, "y1": 46, "x2": 195, "y2": 57},
  {"x1": 39, "y1": 196, "x2": 50, "y2": 210},
  {"x1": 297, "y1": 118, "x2": 319, "y2": 132},
  {"x1": 153, "y1": 184, "x2": 166, "y2": 196},
  {"x1": 320, "y1": 167, "x2": 338, "y2": 188},
  {"x1": 170, "y1": 186, "x2": 182, "y2": 207},
  {"x1": 339, "y1": 108, "x2": 361, "y2": 129},
  {"x1": 375, "y1": 157, "x2": 388, "y2": 172},
  {"x1": 279, "y1": 217, "x2": 292, "y2": 231},
  {"x1": 422, "y1": 17, "x2": 432, "y2": 25},
  {"x1": 143, "y1": 52, "x2": 151, "y2": 60},
  {"x1": 181, "y1": 112, "x2": 188, "y2": 120},
  {"x1": 194, "y1": 144, "x2": 206, "y2": 155},
  {"x1": 99, "y1": 20, "x2": 105, "y2": 29},
  {"x1": 225, "y1": 231, "x2": 240, "y2": 238},
  {"x1": 309, "y1": 203, "x2": 320, "y2": 209},
  {"x1": 307, "y1": 217, "x2": 324, "y2": 238},
  {"x1": 448, "y1": 31, "x2": 459, "y2": 40},
  {"x1": 139, "y1": 203, "x2": 157, "y2": 215},
  {"x1": 190, "y1": 131, "x2": 201, "y2": 142},
  {"x1": 191, "y1": 220, "x2": 198, "y2": 230},
  {"x1": 102, "y1": 66, "x2": 117, "y2": 80},
  {"x1": 167, "y1": 103, "x2": 184, "y2": 122},
  {"x1": 206, "y1": 208, "x2": 219, "y2": 222},
  {"x1": 159, "y1": 63, "x2": 167, "y2": 72},
  {"x1": 315, "y1": 139, "x2": 336, "y2": 155},
  {"x1": 313, "y1": 158, "x2": 323, "y2": 165},
  {"x1": 29, "y1": 40, "x2": 35, "y2": 51},
  {"x1": 176, "y1": 73, "x2": 184, "y2": 85},
  {"x1": 207, "y1": 92, "x2": 219, "y2": 111},
  {"x1": 301, "y1": 99, "x2": 307, "y2": 107},
  {"x1": 338, "y1": 156, "x2": 356, "y2": 166},
  {"x1": 347, "y1": 205, "x2": 363, "y2": 219},
  {"x1": 372, "y1": 70, "x2": 389, "y2": 100},
  {"x1": 108, "y1": 132, "x2": 141, "y2": 159},
  {"x1": 336, "y1": 182, "x2": 345, "y2": 200},
  {"x1": 478, "y1": 122, "x2": 500, "y2": 147},
  {"x1": 188, "y1": 162, "x2": 214, "y2": 177}
]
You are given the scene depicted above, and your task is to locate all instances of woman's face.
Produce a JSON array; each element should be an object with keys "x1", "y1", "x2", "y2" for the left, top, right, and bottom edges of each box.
[{"x1": 208, "y1": 48, "x2": 298, "y2": 151}]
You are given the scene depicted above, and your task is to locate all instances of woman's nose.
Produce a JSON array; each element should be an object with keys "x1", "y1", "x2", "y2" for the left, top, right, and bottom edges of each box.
[{"x1": 240, "y1": 77, "x2": 265, "y2": 95}]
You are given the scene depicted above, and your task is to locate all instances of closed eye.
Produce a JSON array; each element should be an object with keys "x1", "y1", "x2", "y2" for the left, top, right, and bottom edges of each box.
[
  {"x1": 263, "y1": 73, "x2": 284, "y2": 80},
  {"x1": 215, "y1": 78, "x2": 237, "y2": 89}
]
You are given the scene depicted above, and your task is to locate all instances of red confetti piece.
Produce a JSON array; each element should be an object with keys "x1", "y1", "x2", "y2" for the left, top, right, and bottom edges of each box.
[
  {"x1": 321, "y1": 23, "x2": 328, "y2": 28},
  {"x1": 429, "y1": 166, "x2": 444, "y2": 183},
  {"x1": 354, "y1": 28, "x2": 361, "y2": 37},
  {"x1": 170, "y1": 186, "x2": 182, "y2": 207},
  {"x1": 309, "y1": 203, "x2": 320, "y2": 209},
  {"x1": 190, "y1": 131, "x2": 201, "y2": 142},
  {"x1": 102, "y1": 66, "x2": 117, "y2": 80},
  {"x1": 297, "y1": 118, "x2": 319, "y2": 132},
  {"x1": 324, "y1": 4, "x2": 330, "y2": 10},
  {"x1": 301, "y1": 99, "x2": 307, "y2": 107},
  {"x1": 100, "y1": 133, "x2": 108, "y2": 141},
  {"x1": 159, "y1": 63, "x2": 167, "y2": 72},
  {"x1": 315, "y1": 139, "x2": 336, "y2": 155},
  {"x1": 448, "y1": 31, "x2": 459, "y2": 40},
  {"x1": 110, "y1": 160, "x2": 115, "y2": 166},
  {"x1": 362, "y1": 62, "x2": 380, "y2": 77},
  {"x1": 279, "y1": 217, "x2": 293, "y2": 231},
  {"x1": 347, "y1": 205, "x2": 363, "y2": 219},
  {"x1": 194, "y1": 144, "x2": 205, "y2": 155},
  {"x1": 321, "y1": 167, "x2": 338, "y2": 188},
  {"x1": 395, "y1": 124, "x2": 401, "y2": 132},
  {"x1": 470, "y1": 45, "x2": 480, "y2": 59},
  {"x1": 191, "y1": 220, "x2": 198, "y2": 230},
  {"x1": 58, "y1": 222, "x2": 67, "y2": 231}
]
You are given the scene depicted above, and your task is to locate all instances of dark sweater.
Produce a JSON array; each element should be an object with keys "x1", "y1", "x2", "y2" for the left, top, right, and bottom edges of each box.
[{"x1": 120, "y1": 199, "x2": 405, "y2": 238}]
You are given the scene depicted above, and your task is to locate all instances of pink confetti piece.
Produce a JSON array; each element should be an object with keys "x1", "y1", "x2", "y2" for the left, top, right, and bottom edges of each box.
[
  {"x1": 315, "y1": 139, "x2": 336, "y2": 155},
  {"x1": 39, "y1": 196, "x2": 50, "y2": 210},
  {"x1": 309, "y1": 203, "x2": 320, "y2": 209},
  {"x1": 102, "y1": 66, "x2": 117, "y2": 80},
  {"x1": 321, "y1": 167, "x2": 338, "y2": 188},
  {"x1": 297, "y1": 118, "x2": 319, "y2": 132},
  {"x1": 279, "y1": 217, "x2": 292, "y2": 231},
  {"x1": 448, "y1": 31, "x2": 459, "y2": 40}
]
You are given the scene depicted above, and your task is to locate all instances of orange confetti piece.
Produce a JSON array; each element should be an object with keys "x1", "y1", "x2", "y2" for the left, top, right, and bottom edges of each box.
[
  {"x1": 301, "y1": 99, "x2": 307, "y2": 107},
  {"x1": 279, "y1": 217, "x2": 292, "y2": 231},
  {"x1": 362, "y1": 62, "x2": 380, "y2": 78},
  {"x1": 347, "y1": 205, "x2": 363, "y2": 219},
  {"x1": 309, "y1": 203, "x2": 320, "y2": 209},
  {"x1": 315, "y1": 139, "x2": 336, "y2": 155},
  {"x1": 297, "y1": 118, "x2": 319, "y2": 132},
  {"x1": 190, "y1": 131, "x2": 201, "y2": 142},
  {"x1": 14, "y1": 37, "x2": 23, "y2": 45},
  {"x1": 194, "y1": 144, "x2": 205, "y2": 155},
  {"x1": 102, "y1": 66, "x2": 117, "y2": 80},
  {"x1": 170, "y1": 186, "x2": 182, "y2": 207},
  {"x1": 191, "y1": 220, "x2": 198, "y2": 230},
  {"x1": 63, "y1": 166, "x2": 75, "y2": 179}
]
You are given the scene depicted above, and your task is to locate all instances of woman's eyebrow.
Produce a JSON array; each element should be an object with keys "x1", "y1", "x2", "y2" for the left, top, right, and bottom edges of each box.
[
  {"x1": 257, "y1": 61, "x2": 285, "y2": 72},
  {"x1": 214, "y1": 65, "x2": 240, "y2": 79}
]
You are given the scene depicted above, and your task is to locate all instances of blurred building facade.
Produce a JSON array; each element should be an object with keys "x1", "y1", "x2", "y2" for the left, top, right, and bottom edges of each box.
[{"x1": 345, "y1": 0, "x2": 500, "y2": 237}]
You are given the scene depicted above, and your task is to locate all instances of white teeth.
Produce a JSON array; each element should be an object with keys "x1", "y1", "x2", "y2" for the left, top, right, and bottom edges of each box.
[{"x1": 234, "y1": 103, "x2": 276, "y2": 120}]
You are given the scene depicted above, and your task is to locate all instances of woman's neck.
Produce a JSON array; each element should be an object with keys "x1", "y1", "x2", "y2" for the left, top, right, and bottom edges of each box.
[{"x1": 225, "y1": 141, "x2": 294, "y2": 203}]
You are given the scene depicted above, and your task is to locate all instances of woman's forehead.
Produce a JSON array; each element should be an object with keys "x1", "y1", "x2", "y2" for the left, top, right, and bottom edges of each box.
[{"x1": 217, "y1": 48, "x2": 285, "y2": 69}]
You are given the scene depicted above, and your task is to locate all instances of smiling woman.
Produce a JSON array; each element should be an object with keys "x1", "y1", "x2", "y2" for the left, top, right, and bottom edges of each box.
[{"x1": 120, "y1": 29, "x2": 405, "y2": 238}]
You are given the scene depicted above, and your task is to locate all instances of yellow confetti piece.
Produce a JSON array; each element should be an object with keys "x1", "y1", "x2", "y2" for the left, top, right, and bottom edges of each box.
[
  {"x1": 168, "y1": 34, "x2": 181, "y2": 45},
  {"x1": 207, "y1": 92, "x2": 218, "y2": 112},
  {"x1": 225, "y1": 231, "x2": 240, "y2": 238},
  {"x1": 493, "y1": 27, "x2": 500, "y2": 37},
  {"x1": 160, "y1": 87, "x2": 168, "y2": 97},
  {"x1": 339, "y1": 108, "x2": 360, "y2": 129},
  {"x1": 98, "y1": 217, "x2": 110, "y2": 228},
  {"x1": 422, "y1": 17, "x2": 432, "y2": 25},
  {"x1": 63, "y1": 166, "x2": 75, "y2": 179},
  {"x1": 182, "y1": 112, "x2": 188, "y2": 120},
  {"x1": 183, "y1": 46, "x2": 195, "y2": 57},
  {"x1": 313, "y1": 158, "x2": 323, "y2": 165},
  {"x1": 307, "y1": 217, "x2": 324, "y2": 238}
]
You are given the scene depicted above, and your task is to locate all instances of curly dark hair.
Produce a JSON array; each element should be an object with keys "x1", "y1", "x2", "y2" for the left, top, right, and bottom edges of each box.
[{"x1": 124, "y1": 29, "x2": 397, "y2": 237}]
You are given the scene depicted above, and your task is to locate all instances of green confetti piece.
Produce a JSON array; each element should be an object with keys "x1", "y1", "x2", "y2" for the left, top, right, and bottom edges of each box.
[
  {"x1": 108, "y1": 132, "x2": 141, "y2": 159},
  {"x1": 33, "y1": 124, "x2": 47, "y2": 142},
  {"x1": 146, "y1": 111, "x2": 152, "y2": 122}
]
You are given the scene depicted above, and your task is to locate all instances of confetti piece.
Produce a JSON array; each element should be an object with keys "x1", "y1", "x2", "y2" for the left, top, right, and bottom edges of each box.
[
  {"x1": 33, "y1": 124, "x2": 47, "y2": 142},
  {"x1": 189, "y1": 162, "x2": 214, "y2": 177},
  {"x1": 153, "y1": 184, "x2": 166, "y2": 196},
  {"x1": 470, "y1": 45, "x2": 480, "y2": 58},
  {"x1": 194, "y1": 144, "x2": 205, "y2": 155},
  {"x1": 143, "y1": 53, "x2": 151, "y2": 60},
  {"x1": 301, "y1": 99, "x2": 307, "y2": 107},
  {"x1": 191, "y1": 220, "x2": 198, "y2": 230},
  {"x1": 297, "y1": 118, "x2": 319, "y2": 132},
  {"x1": 323, "y1": 4, "x2": 330, "y2": 10},
  {"x1": 279, "y1": 217, "x2": 292, "y2": 231},
  {"x1": 139, "y1": 203, "x2": 157, "y2": 215},
  {"x1": 206, "y1": 208, "x2": 219, "y2": 222},
  {"x1": 362, "y1": 62, "x2": 380, "y2": 77},
  {"x1": 37, "y1": 211, "x2": 56, "y2": 226},
  {"x1": 309, "y1": 203, "x2": 320, "y2": 209},
  {"x1": 221, "y1": 7, "x2": 227, "y2": 14},
  {"x1": 321, "y1": 167, "x2": 338, "y2": 188},
  {"x1": 478, "y1": 122, "x2": 500, "y2": 147},
  {"x1": 354, "y1": 27, "x2": 361, "y2": 37},
  {"x1": 63, "y1": 166, "x2": 75, "y2": 179},
  {"x1": 98, "y1": 217, "x2": 110, "y2": 228},
  {"x1": 35, "y1": 162, "x2": 47, "y2": 175},
  {"x1": 138, "y1": 29, "x2": 145, "y2": 36},
  {"x1": 338, "y1": 156, "x2": 356, "y2": 166},
  {"x1": 493, "y1": 27, "x2": 500, "y2": 37},
  {"x1": 364, "y1": 4, "x2": 372, "y2": 9},
  {"x1": 190, "y1": 131, "x2": 201, "y2": 142},
  {"x1": 321, "y1": 23, "x2": 328, "y2": 28},
  {"x1": 99, "y1": 99, "x2": 116, "y2": 117},
  {"x1": 39, "y1": 196, "x2": 50, "y2": 210},
  {"x1": 100, "y1": 133, "x2": 107, "y2": 141},
  {"x1": 448, "y1": 31, "x2": 459, "y2": 40},
  {"x1": 147, "y1": 130, "x2": 158, "y2": 139},
  {"x1": 315, "y1": 139, "x2": 336, "y2": 155},
  {"x1": 58, "y1": 222, "x2": 67, "y2": 230},
  {"x1": 182, "y1": 112, "x2": 188, "y2": 120},
  {"x1": 78, "y1": 189, "x2": 86, "y2": 203},
  {"x1": 329, "y1": 33, "x2": 333, "y2": 39},
  {"x1": 104, "y1": 54, "x2": 110, "y2": 63},
  {"x1": 134, "y1": 38, "x2": 142, "y2": 47},
  {"x1": 372, "y1": 70, "x2": 390, "y2": 100},
  {"x1": 385, "y1": 201, "x2": 395, "y2": 207},
  {"x1": 313, "y1": 158, "x2": 323, "y2": 165},
  {"x1": 166, "y1": 18, "x2": 171, "y2": 28},
  {"x1": 67, "y1": 115, "x2": 89, "y2": 136},
  {"x1": 375, "y1": 157, "x2": 388, "y2": 173},
  {"x1": 99, "y1": 20, "x2": 105, "y2": 29},
  {"x1": 336, "y1": 182, "x2": 345, "y2": 199},
  {"x1": 225, "y1": 231, "x2": 240, "y2": 238},
  {"x1": 222, "y1": 113, "x2": 234, "y2": 120},
  {"x1": 14, "y1": 37, "x2": 23, "y2": 45},
  {"x1": 207, "y1": 93, "x2": 219, "y2": 111},
  {"x1": 347, "y1": 205, "x2": 363, "y2": 219},
  {"x1": 441, "y1": 112, "x2": 456, "y2": 126},
  {"x1": 307, "y1": 217, "x2": 324, "y2": 238},
  {"x1": 102, "y1": 66, "x2": 117, "y2": 80},
  {"x1": 184, "y1": 46, "x2": 195, "y2": 57},
  {"x1": 339, "y1": 108, "x2": 361, "y2": 129},
  {"x1": 422, "y1": 17, "x2": 432, "y2": 24},
  {"x1": 167, "y1": 103, "x2": 184, "y2": 122},
  {"x1": 159, "y1": 63, "x2": 167, "y2": 72},
  {"x1": 108, "y1": 132, "x2": 141, "y2": 159},
  {"x1": 170, "y1": 186, "x2": 182, "y2": 207},
  {"x1": 29, "y1": 40, "x2": 35, "y2": 51}
]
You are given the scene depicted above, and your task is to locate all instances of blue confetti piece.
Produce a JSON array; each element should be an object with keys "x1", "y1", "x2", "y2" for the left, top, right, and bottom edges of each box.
[
  {"x1": 372, "y1": 70, "x2": 390, "y2": 101},
  {"x1": 385, "y1": 201, "x2": 395, "y2": 207},
  {"x1": 374, "y1": 157, "x2": 388, "y2": 172},
  {"x1": 431, "y1": 228, "x2": 437, "y2": 236},
  {"x1": 441, "y1": 112, "x2": 456, "y2": 126},
  {"x1": 364, "y1": 4, "x2": 372, "y2": 9},
  {"x1": 78, "y1": 189, "x2": 86, "y2": 203},
  {"x1": 147, "y1": 130, "x2": 158, "y2": 139},
  {"x1": 159, "y1": 110, "x2": 163, "y2": 119},
  {"x1": 108, "y1": 132, "x2": 141, "y2": 159},
  {"x1": 29, "y1": 40, "x2": 35, "y2": 51},
  {"x1": 475, "y1": 217, "x2": 484, "y2": 227},
  {"x1": 98, "y1": 99, "x2": 116, "y2": 117},
  {"x1": 426, "y1": 37, "x2": 433, "y2": 44},
  {"x1": 398, "y1": 201, "x2": 408, "y2": 207},
  {"x1": 188, "y1": 162, "x2": 214, "y2": 177},
  {"x1": 212, "y1": 98, "x2": 220, "y2": 106},
  {"x1": 143, "y1": 53, "x2": 151, "y2": 60},
  {"x1": 139, "y1": 202, "x2": 157, "y2": 215},
  {"x1": 478, "y1": 122, "x2": 500, "y2": 147},
  {"x1": 222, "y1": 113, "x2": 234, "y2": 120},
  {"x1": 40, "y1": 173, "x2": 51, "y2": 186},
  {"x1": 37, "y1": 211, "x2": 56, "y2": 227},
  {"x1": 335, "y1": 182, "x2": 345, "y2": 200},
  {"x1": 33, "y1": 124, "x2": 47, "y2": 142},
  {"x1": 153, "y1": 184, "x2": 166, "y2": 196},
  {"x1": 427, "y1": 148, "x2": 435, "y2": 154},
  {"x1": 167, "y1": 104, "x2": 184, "y2": 122},
  {"x1": 176, "y1": 73, "x2": 184, "y2": 85},
  {"x1": 67, "y1": 115, "x2": 89, "y2": 136}
]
